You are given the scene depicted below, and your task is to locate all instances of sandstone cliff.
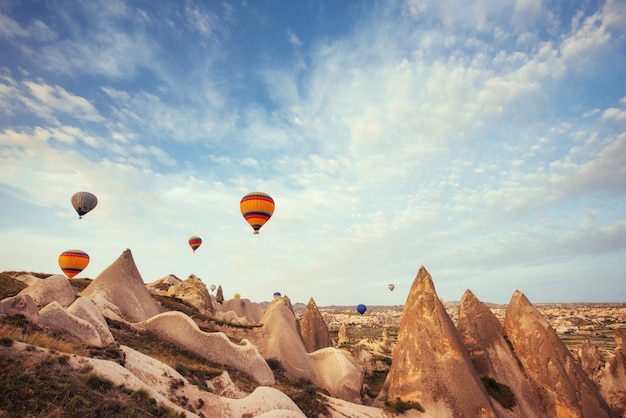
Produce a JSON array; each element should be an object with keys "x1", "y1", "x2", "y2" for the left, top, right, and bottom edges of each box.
[
  {"x1": 80, "y1": 249, "x2": 161, "y2": 322},
  {"x1": 379, "y1": 266, "x2": 497, "y2": 417},
  {"x1": 596, "y1": 329, "x2": 626, "y2": 417},
  {"x1": 300, "y1": 297, "x2": 333, "y2": 352},
  {"x1": 457, "y1": 289, "x2": 545, "y2": 417},
  {"x1": 167, "y1": 274, "x2": 216, "y2": 315},
  {"x1": 503, "y1": 290, "x2": 611, "y2": 418}
]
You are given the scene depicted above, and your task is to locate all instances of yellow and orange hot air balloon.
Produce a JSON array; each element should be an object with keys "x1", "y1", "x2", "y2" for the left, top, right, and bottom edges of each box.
[
  {"x1": 189, "y1": 236, "x2": 202, "y2": 252},
  {"x1": 58, "y1": 249, "x2": 90, "y2": 278},
  {"x1": 240, "y1": 192, "x2": 275, "y2": 234}
]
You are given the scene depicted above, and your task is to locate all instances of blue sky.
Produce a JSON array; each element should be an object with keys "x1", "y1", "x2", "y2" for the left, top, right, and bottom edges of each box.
[{"x1": 1, "y1": 0, "x2": 625, "y2": 306}]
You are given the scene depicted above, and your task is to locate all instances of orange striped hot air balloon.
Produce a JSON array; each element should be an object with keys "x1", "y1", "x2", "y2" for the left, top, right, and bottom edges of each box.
[
  {"x1": 188, "y1": 236, "x2": 202, "y2": 252},
  {"x1": 240, "y1": 192, "x2": 275, "y2": 234},
  {"x1": 58, "y1": 249, "x2": 90, "y2": 278}
]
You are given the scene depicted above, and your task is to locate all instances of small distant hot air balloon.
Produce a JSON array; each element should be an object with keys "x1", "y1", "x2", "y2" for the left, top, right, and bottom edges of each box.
[
  {"x1": 388, "y1": 284, "x2": 395, "y2": 291},
  {"x1": 273, "y1": 292, "x2": 281, "y2": 298},
  {"x1": 357, "y1": 304, "x2": 367, "y2": 315},
  {"x1": 240, "y1": 192, "x2": 275, "y2": 234},
  {"x1": 188, "y1": 236, "x2": 202, "y2": 252},
  {"x1": 210, "y1": 284, "x2": 216, "y2": 293},
  {"x1": 58, "y1": 249, "x2": 90, "y2": 278},
  {"x1": 233, "y1": 293, "x2": 241, "y2": 299},
  {"x1": 71, "y1": 191, "x2": 98, "y2": 219}
]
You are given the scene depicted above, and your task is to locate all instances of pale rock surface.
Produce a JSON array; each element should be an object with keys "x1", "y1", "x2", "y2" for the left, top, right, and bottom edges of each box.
[
  {"x1": 254, "y1": 296, "x2": 312, "y2": 379},
  {"x1": 309, "y1": 347, "x2": 364, "y2": 403},
  {"x1": 146, "y1": 274, "x2": 182, "y2": 295},
  {"x1": 14, "y1": 273, "x2": 41, "y2": 286},
  {"x1": 118, "y1": 344, "x2": 304, "y2": 417},
  {"x1": 579, "y1": 339, "x2": 606, "y2": 379},
  {"x1": 217, "y1": 309, "x2": 252, "y2": 325},
  {"x1": 379, "y1": 266, "x2": 497, "y2": 417},
  {"x1": 67, "y1": 296, "x2": 115, "y2": 346},
  {"x1": 503, "y1": 290, "x2": 611, "y2": 418},
  {"x1": 140, "y1": 311, "x2": 275, "y2": 385},
  {"x1": 4, "y1": 342, "x2": 305, "y2": 418},
  {"x1": 81, "y1": 249, "x2": 161, "y2": 322},
  {"x1": 323, "y1": 394, "x2": 424, "y2": 418},
  {"x1": 38, "y1": 301, "x2": 103, "y2": 346},
  {"x1": 18, "y1": 274, "x2": 75, "y2": 308},
  {"x1": 457, "y1": 289, "x2": 545, "y2": 417},
  {"x1": 255, "y1": 296, "x2": 364, "y2": 402},
  {"x1": 167, "y1": 274, "x2": 216, "y2": 315},
  {"x1": 596, "y1": 329, "x2": 626, "y2": 417},
  {"x1": 221, "y1": 297, "x2": 264, "y2": 324},
  {"x1": 300, "y1": 297, "x2": 332, "y2": 352},
  {"x1": 337, "y1": 323, "x2": 350, "y2": 345},
  {"x1": 206, "y1": 371, "x2": 247, "y2": 399},
  {"x1": 0, "y1": 294, "x2": 39, "y2": 322}
]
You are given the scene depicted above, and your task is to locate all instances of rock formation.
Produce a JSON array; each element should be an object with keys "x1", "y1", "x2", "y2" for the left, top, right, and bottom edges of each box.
[
  {"x1": 596, "y1": 329, "x2": 626, "y2": 416},
  {"x1": 18, "y1": 274, "x2": 75, "y2": 308},
  {"x1": 145, "y1": 274, "x2": 182, "y2": 296},
  {"x1": 457, "y1": 289, "x2": 545, "y2": 417},
  {"x1": 0, "y1": 294, "x2": 39, "y2": 322},
  {"x1": 221, "y1": 297, "x2": 264, "y2": 325},
  {"x1": 140, "y1": 311, "x2": 275, "y2": 386},
  {"x1": 167, "y1": 274, "x2": 216, "y2": 315},
  {"x1": 337, "y1": 323, "x2": 350, "y2": 345},
  {"x1": 379, "y1": 266, "x2": 497, "y2": 417},
  {"x1": 503, "y1": 290, "x2": 611, "y2": 418},
  {"x1": 253, "y1": 296, "x2": 363, "y2": 402},
  {"x1": 38, "y1": 301, "x2": 104, "y2": 346},
  {"x1": 215, "y1": 284, "x2": 224, "y2": 304},
  {"x1": 299, "y1": 297, "x2": 332, "y2": 352},
  {"x1": 80, "y1": 249, "x2": 161, "y2": 322}
]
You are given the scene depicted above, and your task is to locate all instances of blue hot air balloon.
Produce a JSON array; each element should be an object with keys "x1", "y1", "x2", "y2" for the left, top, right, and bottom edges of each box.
[{"x1": 357, "y1": 304, "x2": 367, "y2": 315}]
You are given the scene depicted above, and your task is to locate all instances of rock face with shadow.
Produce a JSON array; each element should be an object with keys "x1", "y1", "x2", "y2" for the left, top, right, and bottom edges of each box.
[
  {"x1": 167, "y1": 274, "x2": 216, "y2": 316},
  {"x1": 595, "y1": 329, "x2": 626, "y2": 417},
  {"x1": 252, "y1": 296, "x2": 364, "y2": 403},
  {"x1": 457, "y1": 289, "x2": 547, "y2": 417},
  {"x1": 299, "y1": 297, "x2": 333, "y2": 352},
  {"x1": 503, "y1": 290, "x2": 611, "y2": 418},
  {"x1": 378, "y1": 266, "x2": 497, "y2": 417},
  {"x1": 80, "y1": 249, "x2": 161, "y2": 323}
]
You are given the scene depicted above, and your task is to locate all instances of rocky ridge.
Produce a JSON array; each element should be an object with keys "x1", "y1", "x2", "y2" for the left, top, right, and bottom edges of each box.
[{"x1": 1, "y1": 253, "x2": 625, "y2": 417}]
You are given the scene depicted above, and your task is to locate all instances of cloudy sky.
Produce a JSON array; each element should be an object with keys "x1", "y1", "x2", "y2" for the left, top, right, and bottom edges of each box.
[{"x1": 1, "y1": 0, "x2": 625, "y2": 306}]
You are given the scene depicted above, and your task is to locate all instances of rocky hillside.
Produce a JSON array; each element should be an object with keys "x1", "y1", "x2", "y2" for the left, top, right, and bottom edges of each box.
[{"x1": 1, "y1": 250, "x2": 625, "y2": 417}]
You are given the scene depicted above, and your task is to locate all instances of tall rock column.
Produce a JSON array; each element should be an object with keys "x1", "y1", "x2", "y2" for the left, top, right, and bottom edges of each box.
[
  {"x1": 457, "y1": 289, "x2": 546, "y2": 417},
  {"x1": 503, "y1": 290, "x2": 611, "y2": 418},
  {"x1": 379, "y1": 266, "x2": 497, "y2": 417},
  {"x1": 299, "y1": 297, "x2": 332, "y2": 352}
]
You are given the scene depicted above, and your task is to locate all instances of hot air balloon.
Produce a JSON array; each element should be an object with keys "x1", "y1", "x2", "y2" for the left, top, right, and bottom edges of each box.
[
  {"x1": 188, "y1": 236, "x2": 202, "y2": 252},
  {"x1": 233, "y1": 293, "x2": 241, "y2": 299},
  {"x1": 240, "y1": 192, "x2": 275, "y2": 234},
  {"x1": 210, "y1": 284, "x2": 216, "y2": 293},
  {"x1": 71, "y1": 191, "x2": 98, "y2": 219},
  {"x1": 58, "y1": 249, "x2": 90, "y2": 278},
  {"x1": 388, "y1": 284, "x2": 395, "y2": 291},
  {"x1": 357, "y1": 304, "x2": 367, "y2": 315}
]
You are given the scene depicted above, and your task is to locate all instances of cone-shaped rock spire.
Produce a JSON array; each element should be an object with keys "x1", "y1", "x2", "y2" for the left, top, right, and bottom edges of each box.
[
  {"x1": 503, "y1": 290, "x2": 611, "y2": 418},
  {"x1": 81, "y1": 249, "x2": 160, "y2": 322},
  {"x1": 379, "y1": 266, "x2": 497, "y2": 416},
  {"x1": 300, "y1": 297, "x2": 332, "y2": 352}
]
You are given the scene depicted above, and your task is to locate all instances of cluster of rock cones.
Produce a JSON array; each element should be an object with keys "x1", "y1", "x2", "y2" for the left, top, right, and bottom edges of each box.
[{"x1": 1, "y1": 249, "x2": 625, "y2": 417}]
